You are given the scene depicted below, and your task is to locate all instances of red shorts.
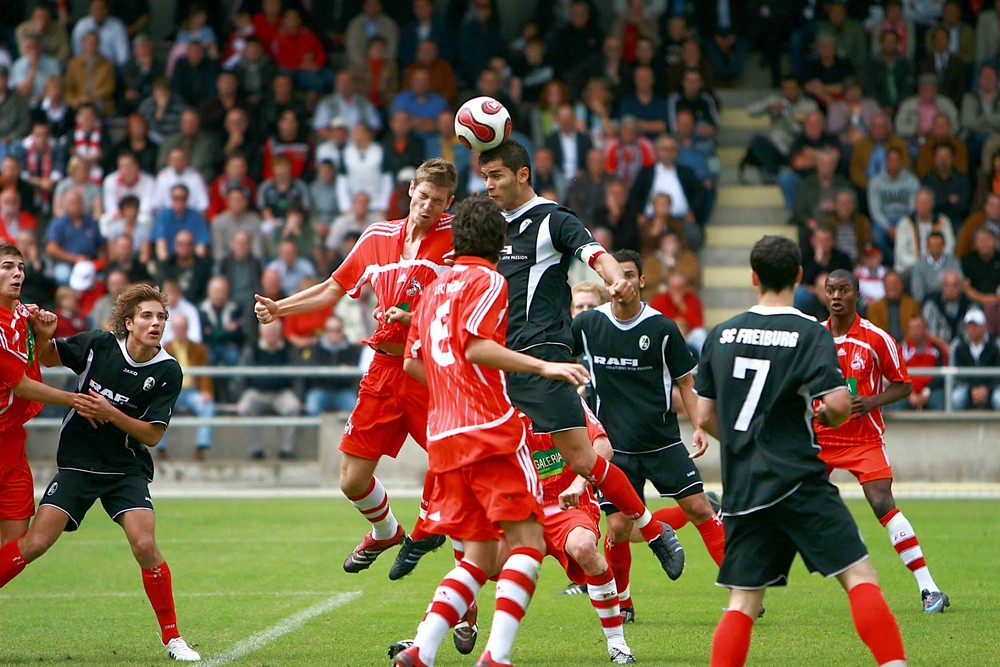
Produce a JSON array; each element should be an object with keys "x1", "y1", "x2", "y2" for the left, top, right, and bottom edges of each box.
[
  {"x1": 819, "y1": 443, "x2": 893, "y2": 484},
  {"x1": 0, "y1": 425, "x2": 34, "y2": 521},
  {"x1": 339, "y1": 352, "x2": 429, "y2": 461},
  {"x1": 427, "y1": 442, "x2": 543, "y2": 542},
  {"x1": 543, "y1": 507, "x2": 601, "y2": 584}
]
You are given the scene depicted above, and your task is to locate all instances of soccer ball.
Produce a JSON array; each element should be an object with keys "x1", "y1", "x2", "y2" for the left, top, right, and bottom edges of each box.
[{"x1": 454, "y1": 96, "x2": 512, "y2": 153}]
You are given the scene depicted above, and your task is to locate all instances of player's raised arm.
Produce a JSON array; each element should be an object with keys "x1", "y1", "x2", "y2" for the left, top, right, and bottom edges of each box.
[
  {"x1": 12, "y1": 375, "x2": 76, "y2": 406},
  {"x1": 254, "y1": 276, "x2": 346, "y2": 323},
  {"x1": 465, "y1": 336, "x2": 590, "y2": 385},
  {"x1": 590, "y1": 251, "x2": 636, "y2": 303}
]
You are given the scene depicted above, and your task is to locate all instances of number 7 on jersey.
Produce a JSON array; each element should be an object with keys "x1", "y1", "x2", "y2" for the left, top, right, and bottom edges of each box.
[{"x1": 732, "y1": 357, "x2": 771, "y2": 432}]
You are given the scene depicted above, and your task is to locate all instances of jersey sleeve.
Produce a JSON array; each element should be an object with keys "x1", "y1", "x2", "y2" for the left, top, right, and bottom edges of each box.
[
  {"x1": 873, "y1": 328, "x2": 911, "y2": 384},
  {"x1": 54, "y1": 330, "x2": 105, "y2": 375},
  {"x1": 549, "y1": 209, "x2": 598, "y2": 260},
  {"x1": 801, "y1": 326, "x2": 847, "y2": 398},
  {"x1": 145, "y1": 362, "x2": 182, "y2": 427},
  {"x1": 463, "y1": 270, "x2": 508, "y2": 340},
  {"x1": 664, "y1": 318, "x2": 697, "y2": 378},
  {"x1": 0, "y1": 350, "x2": 25, "y2": 388},
  {"x1": 694, "y1": 329, "x2": 717, "y2": 400},
  {"x1": 331, "y1": 231, "x2": 375, "y2": 297}
]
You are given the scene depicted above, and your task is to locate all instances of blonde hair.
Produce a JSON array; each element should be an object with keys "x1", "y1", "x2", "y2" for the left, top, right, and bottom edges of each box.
[
  {"x1": 414, "y1": 157, "x2": 458, "y2": 197},
  {"x1": 572, "y1": 280, "x2": 609, "y2": 304},
  {"x1": 110, "y1": 284, "x2": 169, "y2": 339}
]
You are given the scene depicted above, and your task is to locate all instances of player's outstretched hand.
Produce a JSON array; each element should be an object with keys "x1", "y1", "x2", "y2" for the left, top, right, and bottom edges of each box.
[
  {"x1": 384, "y1": 306, "x2": 412, "y2": 325},
  {"x1": 850, "y1": 395, "x2": 875, "y2": 416},
  {"x1": 607, "y1": 279, "x2": 636, "y2": 304},
  {"x1": 73, "y1": 390, "x2": 116, "y2": 422},
  {"x1": 254, "y1": 294, "x2": 278, "y2": 324},
  {"x1": 541, "y1": 362, "x2": 590, "y2": 386},
  {"x1": 28, "y1": 307, "x2": 58, "y2": 339},
  {"x1": 690, "y1": 428, "x2": 710, "y2": 459}
]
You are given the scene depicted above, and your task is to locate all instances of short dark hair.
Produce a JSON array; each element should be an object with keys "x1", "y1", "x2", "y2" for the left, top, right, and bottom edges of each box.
[
  {"x1": 0, "y1": 243, "x2": 23, "y2": 261},
  {"x1": 480, "y1": 140, "x2": 531, "y2": 181},
  {"x1": 451, "y1": 194, "x2": 507, "y2": 263},
  {"x1": 826, "y1": 268, "x2": 859, "y2": 293},
  {"x1": 928, "y1": 231, "x2": 945, "y2": 242},
  {"x1": 612, "y1": 249, "x2": 642, "y2": 277},
  {"x1": 118, "y1": 194, "x2": 140, "y2": 210},
  {"x1": 750, "y1": 235, "x2": 801, "y2": 293}
]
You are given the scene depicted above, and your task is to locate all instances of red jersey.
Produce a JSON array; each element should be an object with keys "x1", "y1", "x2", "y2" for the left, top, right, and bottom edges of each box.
[
  {"x1": 525, "y1": 401, "x2": 604, "y2": 520},
  {"x1": 406, "y1": 256, "x2": 517, "y2": 473},
  {"x1": 814, "y1": 315, "x2": 910, "y2": 447},
  {"x1": 0, "y1": 302, "x2": 42, "y2": 435},
  {"x1": 333, "y1": 215, "x2": 452, "y2": 351}
]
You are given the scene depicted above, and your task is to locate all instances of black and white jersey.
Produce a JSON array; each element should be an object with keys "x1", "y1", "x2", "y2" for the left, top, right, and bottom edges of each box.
[
  {"x1": 572, "y1": 303, "x2": 696, "y2": 453},
  {"x1": 55, "y1": 331, "x2": 182, "y2": 480},
  {"x1": 695, "y1": 306, "x2": 845, "y2": 516},
  {"x1": 498, "y1": 195, "x2": 598, "y2": 352}
]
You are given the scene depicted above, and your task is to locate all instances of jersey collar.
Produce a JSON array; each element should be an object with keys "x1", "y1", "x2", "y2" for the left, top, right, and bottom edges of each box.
[
  {"x1": 502, "y1": 194, "x2": 557, "y2": 223},
  {"x1": 748, "y1": 305, "x2": 815, "y2": 320},
  {"x1": 117, "y1": 336, "x2": 175, "y2": 367},
  {"x1": 824, "y1": 313, "x2": 862, "y2": 341}
]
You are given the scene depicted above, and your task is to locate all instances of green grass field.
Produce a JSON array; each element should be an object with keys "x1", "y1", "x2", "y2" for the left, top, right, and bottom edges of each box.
[{"x1": 0, "y1": 497, "x2": 996, "y2": 666}]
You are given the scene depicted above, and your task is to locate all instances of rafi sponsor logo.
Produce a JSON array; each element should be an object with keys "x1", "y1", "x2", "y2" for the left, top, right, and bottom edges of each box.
[
  {"x1": 638, "y1": 335, "x2": 650, "y2": 351},
  {"x1": 88, "y1": 379, "x2": 130, "y2": 404},
  {"x1": 591, "y1": 355, "x2": 639, "y2": 367},
  {"x1": 143, "y1": 377, "x2": 156, "y2": 391},
  {"x1": 47, "y1": 481, "x2": 58, "y2": 495}
]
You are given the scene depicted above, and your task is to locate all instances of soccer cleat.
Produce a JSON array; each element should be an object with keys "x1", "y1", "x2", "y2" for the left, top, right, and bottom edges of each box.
[
  {"x1": 387, "y1": 640, "x2": 415, "y2": 660},
  {"x1": 647, "y1": 522, "x2": 685, "y2": 580},
  {"x1": 706, "y1": 490, "x2": 722, "y2": 514},
  {"x1": 921, "y1": 589, "x2": 950, "y2": 613},
  {"x1": 343, "y1": 524, "x2": 406, "y2": 573},
  {"x1": 392, "y1": 645, "x2": 429, "y2": 667},
  {"x1": 620, "y1": 604, "x2": 635, "y2": 624},
  {"x1": 453, "y1": 600, "x2": 479, "y2": 655},
  {"x1": 164, "y1": 637, "x2": 201, "y2": 662},
  {"x1": 475, "y1": 650, "x2": 513, "y2": 667},
  {"x1": 609, "y1": 643, "x2": 637, "y2": 664},
  {"x1": 722, "y1": 605, "x2": 766, "y2": 619},
  {"x1": 556, "y1": 581, "x2": 588, "y2": 595},
  {"x1": 388, "y1": 534, "x2": 447, "y2": 580}
]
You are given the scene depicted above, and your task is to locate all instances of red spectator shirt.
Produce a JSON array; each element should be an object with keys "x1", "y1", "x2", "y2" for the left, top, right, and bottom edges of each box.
[
  {"x1": 0, "y1": 211, "x2": 37, "y2": 245},
  {"x1": 900, "y1": 338, "x2": 943, "y2": 394},
  {"x1": 333, "y1": 214, "x2": 452, "y2": 351},
  {"x1": 814, "y1": 314, "x2": 911, "y2": 447},
  {"x1": 261, "y1": 137, "x2": 313, "y2": 181},
  {"x1": 604, "y1": 136, "x2": 656, "y2": 183},
  {"x1": 649, "y1": 291, "x2": 704, "y2": 330},
  {"x1": 405, "y1": 256, "x2": 518, "y2": 473},
  {"x1": 207, "y1": 175, "x2": 257, "y2": 220},
  {"x1": 271, "y1": 27, "x2": 327, "y2": 71},
  {"x1": 0, "y1": 302, "x2": 43, "y2": 438}
]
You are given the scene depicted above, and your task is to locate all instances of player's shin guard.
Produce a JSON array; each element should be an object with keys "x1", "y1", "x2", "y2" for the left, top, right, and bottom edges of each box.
[
  {"x1": 348, "y1": 476, "x2": 400, "y2": 540},
  {"x1": 412, "y1": 559, "x2": 488, "y2": 665},
  {"x1": 879, "y1": 509, "x2": 939, "y2": 593},
  {"x1": 587, "y1": 568, "x2": 624, "y2": 645},
  {"x1": 651, "y1": 505, "x2": 690, "y2": 531},
  {"x1": 483, "y1": 547, "x2": 542, "y2": 664},
  {"x1": 848, "y1": 582, "x2": 906, "y2": 666},
  {"x1": 603, "y1": 535, "x2": 632, "y2": 607},
  {"x1": 141, "y1": 561, "x2": 180, "y2": 644},
  {"x1": 710, "y1": 610, "x2": 754, "y2": 667},
  {"x1": 0, "y1": 540, "x2": 27, "y2": 588},
  {"x1": 695, "y1": 514, "x2": 726, "y2": 567},
  {"x1": 409, "y1": 472, "x2": 436, "y2": 542},
  {"x1": 587, "y1": 457, "x2": 661, "y2": 542}
]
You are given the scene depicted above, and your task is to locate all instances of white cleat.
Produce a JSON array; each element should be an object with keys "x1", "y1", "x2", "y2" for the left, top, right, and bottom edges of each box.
[
  {"x1": 164, "y1": 636, "x2": 201, "y2": 661},
  {"x1": 609, "y1": 642, "x2": 637, "y2": 664}
]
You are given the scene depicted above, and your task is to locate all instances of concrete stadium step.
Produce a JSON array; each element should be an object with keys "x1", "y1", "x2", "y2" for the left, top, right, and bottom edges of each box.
[
  {"x1": 717, "y1": 185, "x2": 784, "y2": 208},
  {"x1": 716, "y1": 87, "x2": 776, "y2": 108},
  {"x1": 703, "y1": 287, "x2": 758, "y2": 310},
  {"x1": 705, "y1": 223, "x2": 795, "y2": 247},
  {"x1": 710, "y1": 205, "x2": 788, "y2": 227},
  {"x1": 706, "y1": 306, "x2": 748, "y2": 327},
  {"x1": 717, "y1": 126, "x2": 756, "y2": 148},
  {"x1": 701, "y1": 245, "x2": 755, "y2": 265},
  {"x1": 719, "y1": 108, "x2": 769, "y2": 130},
  {"x1": 718, "y1": 146, "x2": 743, "y2": 168},
  {"x1": 703, "y1": 266, "x2": 751, "y2": 289}
]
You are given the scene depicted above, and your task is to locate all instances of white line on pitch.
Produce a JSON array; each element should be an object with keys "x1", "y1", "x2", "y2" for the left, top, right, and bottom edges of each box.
[
  {"x1": 200, "y1": 591, "x2": 362, "y2": 667},
  {"x1": 1, "y1": 590, "x2": 349, "y2": 601}
]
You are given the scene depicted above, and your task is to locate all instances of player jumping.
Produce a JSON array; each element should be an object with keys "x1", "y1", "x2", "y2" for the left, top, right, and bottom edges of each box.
[
  {"x1": 694, "y1": 236, "x2": 906, "y2": 667},
  {"x1": 393, "y1": 194, "x2": 589, "y2": 667},
  {"x1": 817, "y1": 269, "x2": 949, "y2": 613}
]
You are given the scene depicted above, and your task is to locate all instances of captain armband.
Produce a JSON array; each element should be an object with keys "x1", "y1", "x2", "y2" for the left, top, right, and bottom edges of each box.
[{"x1": 575, "y1": 242, "x2": 607, "y2": 268}]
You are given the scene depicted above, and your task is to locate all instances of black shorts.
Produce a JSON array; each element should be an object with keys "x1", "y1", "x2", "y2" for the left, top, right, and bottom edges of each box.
[
  {"x1": 506, "y1": 345, "x2": 585, "y2": 434},
  {"x1": 39, "y1": 470, "x2": 154, "y2": 532},
  {"x1": 601, "y1": 444, "x2": 704, "y2": 515},
  {"x1": 717, "y1": 477, "x2": 869, "y2": 589}
]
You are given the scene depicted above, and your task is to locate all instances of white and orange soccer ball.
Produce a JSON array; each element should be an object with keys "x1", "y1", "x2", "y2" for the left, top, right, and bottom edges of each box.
[{"x1": 454, "y1": 96, "x2": 512, "y2": 153}]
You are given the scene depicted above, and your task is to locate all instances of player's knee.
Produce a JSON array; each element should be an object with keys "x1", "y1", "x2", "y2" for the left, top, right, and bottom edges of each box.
[
  {"x1": 129, "y1": 535, "x2": 159, "y2": 564},
  {"x1": 571, "y1": 543, "x2": 606, "y2": 576},
  {"x1": 606, "y1": 514, "x2": 631, "y2": 543},
  {"x1": 683, "y1": 495, "x2": 716, "y2": 524}
]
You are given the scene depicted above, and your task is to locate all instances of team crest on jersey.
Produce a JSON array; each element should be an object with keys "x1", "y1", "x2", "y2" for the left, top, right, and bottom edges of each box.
[
  {"x1": 850, "y1": 351, "x2": 866, "y2": 371},
  {"x1": 407, "y1": 277, "x2": 423, "y2": 297},
  {"x1": 344, "y1": 416, "x2": 354, "y2": 435},
  {"x1": 638, "y1": 335, "x2": 650, "y2": 351},
  {"x1": 143, "y1": 377, "x2": 155, "y2": 391}
]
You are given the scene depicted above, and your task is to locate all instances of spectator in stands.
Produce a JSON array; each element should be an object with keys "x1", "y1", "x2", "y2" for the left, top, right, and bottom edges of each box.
[
  {"x1": 313, "y1": 71, "x2": 382, "y2": 140},
  {"x1": 31, "y1": 76, "x2": 74, "y2": 146},
  {"x1": 824, "y1": 189, "x2": 872, "y2": 264},
  {"x1": 212, "y1": 188, "x2": 263, "y2": 264},
  {"x1": 351, "y1": 35, "x2": 397, "y2": 115},
  {"x1": 272, "y1": 8, "x2": 330, "y2": 94},
  {"x1": 0, "y1": 190, "x2": 35, "y2": 244},
  {"x1": 112, "y1": 115, "x2": 157, "y2": 179},
  {"x1": 510, "y1": 36, "x2": 554, "y2": 108},
  {"x1": 915, "y1": 115, "x2": 968, "y2": 179},
  {"x1": 72, "y1": 0, "x2": 129, "y2": 67},
  {"x1": 272, "y1": 204, "x2": 316, "y2": 265},
  {"x1": 620, "y1": 66, "x2": 668, "y2": 140},
  {"x1": 475, "y1": 66, "x2": 523, "y2": 131},
  {"x1": 791, "y1": 148, "x2": 851, "y2": 235},
  {"x1": 315, "y1": 117, "x2": 350, "y2": 174},
  {"x1": 105, "y1": 233, "x2": 152, "y2": 284},
  {"x1": 923, "y1": 269, "x2": 972, "y2": 347},
  {"x1": 161, "y1": 313, "x2": 215, "y2": 461},
  {"x1": 161, "y1": 279, "x2": 203, "y2": 347},
  {"x1": 399, "y1": 0, "x2": 450, "y2": 67},
  {"x1": 218, "y1": 108, "x2": 261, "y2": 180},
  {"x1": 200, "y1": 275, "x2": 244, "y2": 370},
  {"x1": 899, "y1": 315, "x2": 946, "y2": 411},
  {"x1": 389, "y1": 67, "x2": 446, "y2": 143},
  {"x1": 239, "y1": 320, "x2": 303, "y2": 460},
  {"x1": 826, "y1": 77, "x2": 881, "y2": 168},
  {"x1": 691, "y1": 0, "x2": 748, "y2": 85},
  {"x1": 868, "y1": 147, "x2": 920, "y2": 262},
  {"x1": 743, "y1": 75, "x2": 819, "y2": 184},
  {"x1": 423, "y1": 108, "x2": 469, "y2": 176},
  {"x1": 120, "y1": 35, "x2": 162, "y2": 117},
  {"x1": 666, "y1": 68, "x2": 720, "y2": 143},
  {"x1": 101, "y1": 195, "x2": 151, "y2": 265},
  {"x1": 217, "y1": 230, "x2": 263, "y2": 312},
  {"x1": 641, "y1": 228, "x2": 700, "y2": 295},
  {"x1": 153, "y1": 146, "x2": 209, "y2": 213},
  {"x1": 933, "y1": 0, "x2": 974, "y2": 62},
  {"x1": 974, "y1": 149, "x2": 1000, "y2": 212},
  {"x1": 956, "y1": 192, "x2": 1000, "y2": 258},
  {"x1": 545, "y1": 104, "x2": 591, "y2": 182},
  {"x1": 566, "y1": 147, "x2": 611, "y2": 225},
  {"x1": 16, "y1": 6, "x2": 69, "y2": 63},
  {"x1": 158, "y1": 229, "x2": 213, "y2": 303},
  {"x1": 796, "y1": 226, "x2": 853, "y2": 312},
  {"x1": 309, "y1": 159, "x2": 339, "y2": 241},
  {"x1": 380, "y1": 112, "x2": 425, "y2": 180},
  {"x1": 44, "y1": 189, "x2": 104, "y2": 285},
  {"x1": 403, "y1": 39, "x2": 456, "y2": 107},
  {"x1": 88, "y1": 268, "x2": 128, "y2": 331},
  {"x1": 592, "y1": 179, "x2": 640, "y2": 252},
  {"x1": 0, "y1": 157, "x2": 34, "y2": 219},
  {"x1": 803, "y1": 32, "x2": 855, "y2": 109},
  {"x1": 609, "y1": 0, "x2": 661, "y2": 64},
  {"x1": 0, "y1": 67, "x2": 31, "y2": 160},
  {"x1": 158, "y1": 108, "x2": 217, "y2": 184},
  {"x1": 153, "y1": 184, "x2": 210, "y2": 261},
  {"x1": 52, "y1": 157, "x2": 102, "y2": 221},
  {"x1": 299, "y1": 314, "x2": 362, "y2": 413},
  {"x1": 863, "y1": 28, "x2": 914, "y2": 117},
  {"x1": 649, "y1": 272, "x2": 707, "y2": 356},
  {"x1": 325, "y1": 191, "x2": 377, "y2": 261},
  {"x1": 207, "y1": 154, "x2": 256, "y2": 221},
  {"x1": 923, "y1": 141, "x2": 971, "y2": 226},
  {"x1": 849, "y1": 112, "x2": 911, "y2": 194},
  {"x1": 336, "y1": 123, "x2": 389, "y2": 216},
  {"x1": 231, "y1": 36, "x2": 275, "y2": 108},
  {"x1": 581, "y1": 35, "x2": 627, "y2": 102},
  {"x1": 10, "y1": 33, "x2": 60, "y2": 105},
  {"x1": 976, "y1": 0, "x2": 1000, "y2": 64},
  {"x1": 531, "y1": 148, "x2": 566, "y2": 202},
  {"x1": 252, "y1": 0, "x2": 284, "y2": 52},
  {"x1": 172, "y1": 41, "x2": 219, "y2": 107},
  {"x1": 138, "y1": 78, "x2": 184, "y2": 146},
  {"x1": 65, "y1": 31, "x2": 116, "y2": 113},
  {"x1": 547, "y1": 0, "x2": 603, "y2": 85},
  {"x1": 961, "y1": 64, "x2": 1000, "y2": 169},
  {"x1": 629, "y1": 134, "x2": 705, "y2": 245},
  {"x1": 267, "y1": 238, "x2": 315, "y2": 297},
  {"x1": 68, "y1": 104, "x2": 108, "y2": 187},
  {"x1": 345, "y1": 0, "x2": 399, "y2": 70},
  {"x1": 962, "y1": 227, "x2": 1000, "y2": 331},
  {"x1": 637, "y1": 192, "x2": 690, "y2": 254},
  {"x1": 819, "y1": 0, "x2": 867, "y2": 70},
  {"x1": 103, "y1": 152, "x2": 155, "y2": 223},
  {"x1": 282, "y1": 275, "x2": 332, "y2": 353},
  {"x1": 257, "y1": 154, "x2": 311, "y2": 242},
  {"x1": 895, "y1": 188, "x2": 956, "y2": 275},
  {"x1": 894, "y1": 75, "x2": 959, "y2": 151},
  {"x1": 262, "y1": 109, "x2": 312, "y2": 181},
  {"x1": 868, "y1": 270, "x2": 920, "y2": 342},
  {"x1": 672, "y1": 109, "x2": 717, "y2": 220},
  {"x1": 14, "y1": 122, "x2": 65, "y2": 217},
  {"x1": 779, "y1": 110, "x2": 840, "y2": 208},
  {"x1": 950, "y1": 308, "x2": 1000, "y2": 410},
  {"x1": 16, "y1": 229, "x2": 54, "y2": 309},
  {"x1": 198, "y1": 72, "x2": 247, "y2": 144},
  {"x1": 53, "y1": 284, "x2": 88, "y2": 339},
  {"x1": 912, "y1": 231, "x2": 962, "y2": 304},
  {"x1": 918, "y1": 25, "x2": 967, "y2": 108},
  {"x1": 167, "y1": 5, "x2": 219, "y2": 74}
]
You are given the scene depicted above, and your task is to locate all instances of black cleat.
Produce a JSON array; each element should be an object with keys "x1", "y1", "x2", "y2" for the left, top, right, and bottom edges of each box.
[
  {"x1": 388, "y1": 534, "x2": 446, "y2": 580},
  {"x1": 647, "y1": 522, "x2": 685, "y2": 580},
  {"x1": 453, "y1": 600, "x2": 479, "y2": 655},
  {"x1": 921, "y1": 589, "x2": 950, "y2": 613},
  {"x1": 388, "y1": 639, "x2": 414, "y2": 660},
  {"x1": 620, "y1": 604, "x2": 635, "y2": 624},
  {"x1": 556, "y1": 582, "x2": 588, "y2": 595},
  {"x1": 343, "y1": 525, "x2": 406, "y2": 573}
]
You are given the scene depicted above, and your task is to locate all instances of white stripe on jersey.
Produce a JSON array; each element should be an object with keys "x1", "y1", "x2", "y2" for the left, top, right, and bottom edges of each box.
[
  {"x1": 467, "y1": 268, "x2": 505, "y2": 335},
  {"x1": 660, "y1": 335, "x2": 674, "y2": 414},
  {"x1": 525, "y1": 213, "x2": 560, "y2": 319},
  {"x1": 347, "y1": 257, "x2": 449, "y2": 298},
  {"x1": 514, "y1": 436, "x2": 542, "y2": 502},
  {"x1": 859, "y1": 318, "x2": 903, "y2": 370},
  {"x1": 0, "y1": 325, "x2": 28, "y2": 362},
  {"x1": 428, "y1": 406, "x2": 515, "y2": 441}
]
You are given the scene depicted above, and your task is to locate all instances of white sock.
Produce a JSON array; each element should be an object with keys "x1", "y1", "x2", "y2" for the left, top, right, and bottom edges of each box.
[
  {"x1": 348, "y1": 476, "x2": 399, "y2": 540},
  {"x1": 884, "y1": 510, "x2": 938, "y2": 593},
  {"x1": 413, "y1": 560, "x2": 485, "y2": 665},
  {"x1": 484, "y1": 549, "x2": 541, "y2": 663}
]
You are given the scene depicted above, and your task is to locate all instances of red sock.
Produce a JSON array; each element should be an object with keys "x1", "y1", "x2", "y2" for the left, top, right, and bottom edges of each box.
[
  {"x1": 588, "y1": 457, "x2": 661, "y2": 541},
  {"x1": 695, "y1": 514, "x2": 726, "y2": 567},
  {"x1": 142, "y1": 561, "x2": 180, "y2": 644},
  {"x1": 652, "y1": 506, "x2": 689, "y2": 531},
  {"x1": 603, "y1": 535, "x2": 632, "y2": 606},
  {"x1": 0, "y1": 540, "x2": 28, "y2": 588},
  {"x1": 409, "y1": 472, "x2": 437, "y2": 541},
  {"x1": 848, "y1": 583, "x2": 906, "y2": 665},
  {"x1": 711, "y1": 610, "x2": 754, "y2": 667}
]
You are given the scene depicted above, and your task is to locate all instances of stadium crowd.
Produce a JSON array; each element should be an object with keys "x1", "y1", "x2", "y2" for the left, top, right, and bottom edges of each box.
[{"x1": 0, "y1": 0, "x2": 997, "y2": 461}]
